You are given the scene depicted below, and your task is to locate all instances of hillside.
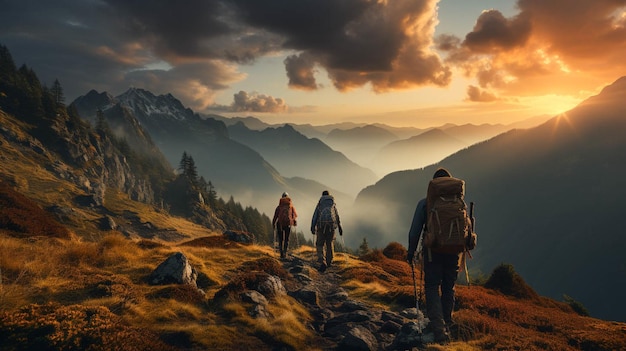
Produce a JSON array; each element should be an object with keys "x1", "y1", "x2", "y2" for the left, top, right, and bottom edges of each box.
[
  {"x1": 353, "y1": 76, "x2": 626, "y2": 322},
  {"x1": 71, "y1": 89, "x2": 348, "y2": 221},
  {"x1": 2, "y1": 195, "x2": 625, "y2": 350},
  {"x1": 2, "y1": 44, "x2": 625, "y2": 350}
]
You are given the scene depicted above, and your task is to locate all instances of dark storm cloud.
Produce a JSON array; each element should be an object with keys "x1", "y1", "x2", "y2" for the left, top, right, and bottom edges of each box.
[
  {"x1": 463, "y1": 9, "x2": 532, "y2": 52},
  {"x1": 1, "y1": 0, "x2": 448, "y2": 110},
  {"x1": 284, "y1": 53, "x2": 319, "y2": 90}
]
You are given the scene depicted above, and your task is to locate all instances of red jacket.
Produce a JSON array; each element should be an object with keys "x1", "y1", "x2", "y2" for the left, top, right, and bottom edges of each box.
[{"x1": 272, "y1": 197, "x2": 298, "y2": 226}]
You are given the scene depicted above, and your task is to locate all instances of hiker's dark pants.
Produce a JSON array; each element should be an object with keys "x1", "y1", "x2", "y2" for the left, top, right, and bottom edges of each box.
[
  {"x1": 424, "y1": 250, "x2": 461, "y2": 333},
  {"x1": 276, "y1": 224, "x2": 291, "y2": 254},
  {"x1": 315, "y1": 224, "x2": 335, "y2": 266}
]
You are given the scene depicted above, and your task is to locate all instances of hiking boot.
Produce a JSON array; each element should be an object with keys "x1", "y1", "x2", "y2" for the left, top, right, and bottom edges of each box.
[
  {"x1": 318, "y1": 263, "x2": 327, "y2": 272},
  {"x1": 434, "y1": 329, "x2": 451, "y2": 344},
  {"x1": 445, "y1": 322, "x2": 458, "y2": 339}
]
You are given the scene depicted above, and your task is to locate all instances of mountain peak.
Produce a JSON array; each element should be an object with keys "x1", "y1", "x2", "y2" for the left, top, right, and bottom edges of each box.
[{"x1": 116, "y1": 88, "x2": 194, "y2": 121}]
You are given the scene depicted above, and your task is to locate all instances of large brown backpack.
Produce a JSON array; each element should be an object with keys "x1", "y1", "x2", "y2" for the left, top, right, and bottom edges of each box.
[
  {"x1": 277, "y1": 203, "x2": 292, "y2": 226},
  {"x1": 424, "y1": 176, "x2": 472, "y2": 254}
]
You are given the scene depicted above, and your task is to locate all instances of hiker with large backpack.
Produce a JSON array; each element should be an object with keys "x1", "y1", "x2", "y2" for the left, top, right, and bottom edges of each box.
[
  {"x1": 310, "y1": 190, "x2": 343, "y2": 272},
  {"x1": 407, "y1": 168, "x2": 477, "y2": 344},
  {"x1": 272, "y1": 192, "x2": 298, "y2": 259}
]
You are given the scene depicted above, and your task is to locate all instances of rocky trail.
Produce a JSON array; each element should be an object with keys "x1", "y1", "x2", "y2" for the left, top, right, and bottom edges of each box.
[{"x1": 278, "y1": 251, "x2": 434, "y2": 351}]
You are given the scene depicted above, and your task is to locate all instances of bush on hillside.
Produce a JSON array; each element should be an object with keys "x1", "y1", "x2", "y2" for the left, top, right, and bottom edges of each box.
[
  {"x1": 484, "y1": 263, "x2": 539, "y2": 300},
  {"x1": 563, "y1": 294, "x2": 590, "y2": 316},
  {"x1": 0, "y1": 303, "x2": 177, "y2": 351},
  {"x1": 0, "y1": 182, "x2": 71, "y2": 239},
  {"x1": 382, "y1": 241, "x2": 407, "y2": 261}
]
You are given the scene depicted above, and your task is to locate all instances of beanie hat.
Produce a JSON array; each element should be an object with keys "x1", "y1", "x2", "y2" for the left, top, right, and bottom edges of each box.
[
  {"x1": 433, "y1": 168, "x2": 452, "y2": 179},
  {"x1": 282, "y1": 192, "x2": 289, "y2": 198}
]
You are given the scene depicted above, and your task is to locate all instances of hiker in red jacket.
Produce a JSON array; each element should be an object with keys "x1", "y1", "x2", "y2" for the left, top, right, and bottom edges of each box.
[{"x1": 272, "y1": 192, "x2": 298, "y2": 259}]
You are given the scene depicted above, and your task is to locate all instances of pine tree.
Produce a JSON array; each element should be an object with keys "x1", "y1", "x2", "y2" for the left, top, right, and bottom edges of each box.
[
  {"x1": 178, "y1": 151, "x2": 189, "y2": 174},
  {"x1": 358, "y1": 238, "x2": 371, "y2": 256},
  {"x1": 185, "y1": 155, "x2": 198, "y2": 183},
  {"x1": 95, "y1": 108, "x2": 111, "y2": 135},
  {"x1": 50, "y1": 79, "x2": 65, "y2": 105},
  {"x1": 207, "y1": 180, "x2": 217, "y2": 206}
]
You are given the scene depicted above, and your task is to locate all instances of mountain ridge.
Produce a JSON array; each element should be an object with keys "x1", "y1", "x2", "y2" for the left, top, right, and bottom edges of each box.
[
  {"x1": 353, "y1": 75, "x2": 626, "y2": 322},
  {"x1": 227, "y1": 122, "x2": 377, "y2": 196}
]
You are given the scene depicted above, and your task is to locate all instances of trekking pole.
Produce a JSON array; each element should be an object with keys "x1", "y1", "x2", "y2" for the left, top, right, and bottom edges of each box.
[
  {"x1": 273, "y1": 226, "x2": 278, "y2": 252},
  {"x1": 411, "y1": 260, "x2": 422, "y2": 335},
  {"x1": 294, "y1": 225, "x2": 299, "y2": 249},
  {"x1": 411, "y1": 260, "x2": 420, "y2": 312},
  {"x1": 466, "y1": 201, "x2": 476, "y2": 286}
]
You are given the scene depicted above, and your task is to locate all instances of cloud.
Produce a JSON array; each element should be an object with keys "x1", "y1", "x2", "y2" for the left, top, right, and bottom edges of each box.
[
  {"x1": 122, "y1": 61, "x2": 246, "y2": 111},
  {"x1": 466, "y1": 85, "x2": 499, "y2": 102},
  {"x1": 231, "y1": 91, "x2": 288, "y2": 113},
  {"x1": 0, "y1": 0, "x2": 451, "y2": 103},
  {"x1": 3, "y1": 0, "x2": 625, "y2": 113},
  {"x1": 284, "y1": 53, "x2": 320, "y2": 90},
  {"x1": 463, "y1": 9, "x2": 532, "y2": 52},
  {"x1": 442, "y1": 0, "x2": 626, "y2": 97}
]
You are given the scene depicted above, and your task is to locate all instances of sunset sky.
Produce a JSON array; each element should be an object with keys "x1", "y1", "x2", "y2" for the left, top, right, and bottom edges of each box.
[{"x1": 2, "y1": 0, "x2": 625, "y2": 127}]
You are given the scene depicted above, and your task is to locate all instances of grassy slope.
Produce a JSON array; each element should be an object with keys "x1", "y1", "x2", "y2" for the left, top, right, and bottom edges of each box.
[{"x1": 1, "y1": 110, "x2": 626, "y2": 350}]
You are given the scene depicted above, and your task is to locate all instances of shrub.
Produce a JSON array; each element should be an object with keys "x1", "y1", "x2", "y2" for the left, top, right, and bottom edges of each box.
[
  {"x1": 0, "y1": 182, "x2": 70, "y2": 239},
  {"x1": 484, "y1": 263, "x2": 538, "y2": 300},
  {"x1": 563, "y1": 294, "x2": 590, "y2": 316},
  {"x1": 382, "y1": 242, "x2": 407, "y2": 261}
]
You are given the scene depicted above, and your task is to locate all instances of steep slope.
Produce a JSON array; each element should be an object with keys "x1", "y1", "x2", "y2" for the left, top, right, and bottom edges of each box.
[
  {"x1": 228, "y1": 123, "x2": 377, "y2": 196},
  {"x1": 72, "y1": 89, "x2": 294, "y2": 209},
  {"x1": 72, "y1": 89, "x2": 355, "y2": 223},
  {"x1": 353, "y1": 76, "x2": 626, "y2": 322},
  {"x1": 368, "y1": 129, "x2": 468, "y2": 176}
]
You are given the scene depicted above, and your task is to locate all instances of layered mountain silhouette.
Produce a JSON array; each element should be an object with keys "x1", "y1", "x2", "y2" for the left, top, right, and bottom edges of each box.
[
  {"x1": 323, "y1": 125, "x2": 400, "y2": 166},
  {"x1": 72, "y1": 89, "x2": 348, "y2": 216},
  {"x1": 353, "y1": 76, "x2": 626, "y2": 322},
  {"x1": 368, "y1": 129, "x2": 468, "y2": 176},
  {"x1": 227, "y1": 122, "x2": 377, "y2": 196},
  {"x1": 440, "y1": 123, "x2": 511, "y2": 145}
]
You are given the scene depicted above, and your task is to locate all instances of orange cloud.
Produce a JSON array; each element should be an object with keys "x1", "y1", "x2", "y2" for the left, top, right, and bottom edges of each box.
[{"x1": 442, "y1": 0, "x2": 626, "y2": 98}]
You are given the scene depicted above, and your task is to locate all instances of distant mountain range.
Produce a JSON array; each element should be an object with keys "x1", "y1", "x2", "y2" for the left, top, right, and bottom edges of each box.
[
  {"x1": 227, "y1": 123, "x2": 377, "y2": 196},
  {"x1": 212, "y1": 115, "x2": 536, "y2": 177},
  {"x1": 353, "y1": 76, "x2": 626, "y2": 322},
  {"x1": 368, "y1": 128, "x2": 468, "y2": 176},
  {"x1": 72, "y1": 89, "x2": 351, "y2": 218}
]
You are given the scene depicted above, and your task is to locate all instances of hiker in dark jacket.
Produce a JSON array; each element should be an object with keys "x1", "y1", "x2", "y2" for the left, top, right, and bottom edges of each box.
[
  {"x1": 407, "y1": 168, "x2": 462, "y2": 344},
  {"x1": 311, "y1": 190, "x2": 342, "y2": 271},
  {"x1": 272, "y1": 192, "x2": 298, "y2": 259}
]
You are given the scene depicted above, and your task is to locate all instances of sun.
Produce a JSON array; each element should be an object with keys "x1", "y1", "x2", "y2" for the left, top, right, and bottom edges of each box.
[{"x1": 521, "y1": 94, "x2": 581, "y2": 117}]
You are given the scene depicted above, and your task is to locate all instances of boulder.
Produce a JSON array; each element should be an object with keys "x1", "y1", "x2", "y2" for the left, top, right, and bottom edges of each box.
[
  {"x1": 223, "y1": 230, "x2": 254, "y2": 244},
  {"x1": 149, "y1": 252, "x2": 198, "y2": 287},
  {"x1": 338, "y1": 325, "x2": 378, "y2": 351}
]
